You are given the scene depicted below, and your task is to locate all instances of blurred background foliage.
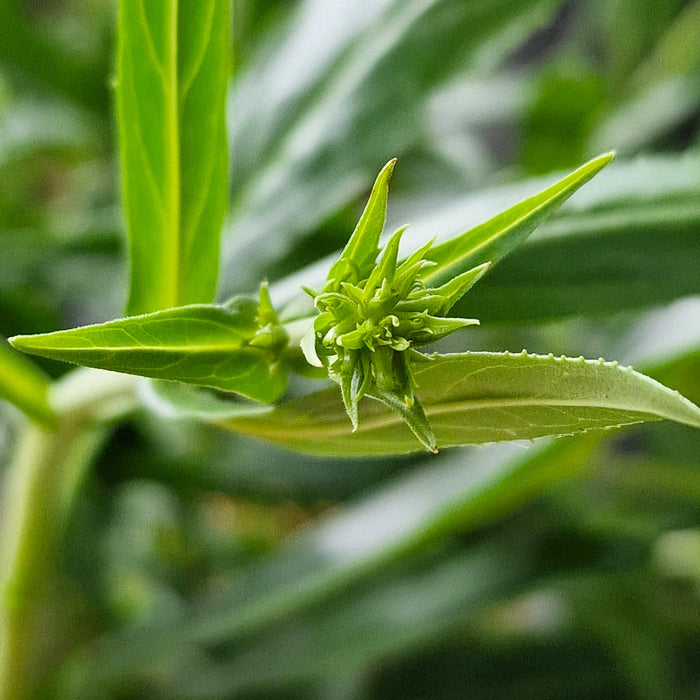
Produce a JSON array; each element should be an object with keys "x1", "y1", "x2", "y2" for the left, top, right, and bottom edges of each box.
[{"x1": 1, "y1": 0, "x2": 700, "y2": 697}]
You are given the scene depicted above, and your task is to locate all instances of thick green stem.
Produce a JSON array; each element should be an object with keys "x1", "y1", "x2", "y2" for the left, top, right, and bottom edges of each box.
[{"x1": 0, "y1": 368, "x2": 138, "y2": 699}]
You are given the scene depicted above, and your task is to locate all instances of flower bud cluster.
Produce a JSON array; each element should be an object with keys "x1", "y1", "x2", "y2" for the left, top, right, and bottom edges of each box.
[{"x1": 302, "y1": 226, "x2": 483, "y2": 452}]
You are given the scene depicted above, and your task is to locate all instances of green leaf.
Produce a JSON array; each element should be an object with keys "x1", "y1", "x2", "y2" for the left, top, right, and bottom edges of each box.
[
  {"x1": 460, "y1": 189, "x2": 700, "y2": 323},
  {"x1": 0, "y1": 339, "x2": 55, "y2": 427},
  {"x1": 0, "y1": 0, "x2": 109, "y2": 114},
  {"x1": 9, "y1": 300, "x2": 287, "y2": 403},
  {"x1": 219, "y1": 351, "x2": 700, "y2": 455},
  {"x1": 419, "y1": 152, "x2": 615, "y2": 286},
  {"x1": 326, "y1": 159, "x2": 396, "y2": 287},
  {"x1": 118, "y1": 0, "x2": 230, "y2": 313},
  {"x1": 168, "y1": 543, "x2": 534, "y2": 697}
]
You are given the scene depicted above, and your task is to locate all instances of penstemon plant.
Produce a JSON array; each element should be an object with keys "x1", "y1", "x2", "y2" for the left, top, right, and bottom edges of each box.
[
  {"x1": 1, "y1": 1, "x2": 700, "y2": 698},
  {"x1": 9, "y1": 150, "x2": 700, "y2": 458}
]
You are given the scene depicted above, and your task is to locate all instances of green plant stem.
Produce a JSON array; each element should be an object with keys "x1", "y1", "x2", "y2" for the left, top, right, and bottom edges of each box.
[{"x1": 0, "y1": 368, "x2": 138, "y2": 700}]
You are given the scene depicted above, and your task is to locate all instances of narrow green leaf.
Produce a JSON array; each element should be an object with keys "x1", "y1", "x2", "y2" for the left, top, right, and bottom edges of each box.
[
  {"x1": 420, "y1": 152, "x2": 615, "y2": 286},
  {"x1": 460, "y1": 199, "x2": 700, "y2": 323},
  {"x1": 326, "y1": 159, "x2": 396, "y2": 286},
  {"x1": 10, "y1": 301, "x2": 287, "y2": 403},
  {"x1": 363, "y1": 223, "x2": 405, "y2": 298},
  {"x1": 220, "y1": 351, "x2": 700, "y2": 455},
  {"x1": 118, "y1": 0, "x2": 230, "y2": 313},
  {"x1": 367, "y1": 386, "x2": 437, "y2": 454},
  {"x1": 0, "y1": 339, "x2": 55, "y2": 427},
  {"x1": 414, "y1": 262, "x2": 491, "y2": 315}
]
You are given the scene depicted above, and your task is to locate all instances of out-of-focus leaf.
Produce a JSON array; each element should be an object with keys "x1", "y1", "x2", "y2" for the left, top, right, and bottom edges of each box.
[
  {"x1": 602, "y1": 0, "x2": 685, "y2": 89},
  {"x1": 523, "y1": 72, "x2": 606, "y2": 174},
  {"x1": 631, "y1": 0, "x2": 700, "y2": 86},
  {"x1": 170, "y1": 543, "x2": 535, "y2": 698},
  {"x1": 221, "y1": 0, "x2": 561, "y2": 294},
  {"x1": 9, "y1": 300, "x2": 287, "y2": 403},
  {"x1": 0, "y1": 339, "x2": 55, "y2": 427},
  {"x1": 591, "y1": 77, "x2": 700, "y2": 156},
  {"x1": 618, "y1": 298, "x2": 700, "y2": 406},
  {"x1": 145, "y1": 351, "x2": 700, "y2": 456},
  {"x1": 65, "y1": 437, "x2": 596, "y2": 691},
  {"x1": 0, "y1": 1, "x2": 109, "y2": 113},
  {"x1": 118, "y1": 0, "x2": 229, "y2": 313}
]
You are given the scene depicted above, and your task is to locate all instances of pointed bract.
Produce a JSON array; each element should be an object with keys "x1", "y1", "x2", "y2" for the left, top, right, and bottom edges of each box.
[
  {"x1": 326, "y1": 159, "x2": 396, "y2": 288},
  {"x1": 301, "y1": 160, "x2": 488, "y2": 451}
]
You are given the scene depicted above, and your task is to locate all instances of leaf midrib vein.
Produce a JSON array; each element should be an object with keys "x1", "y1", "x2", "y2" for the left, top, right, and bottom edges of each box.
[
  {"x1": 34, "y1": 343, "x2": 250, "y2": 354},
  {"x1": 165, "y1": 0, "x2": 181, "y2": 307},
  {"x1": 237, "y1": 396, "x2": 659, "y2": 440}
]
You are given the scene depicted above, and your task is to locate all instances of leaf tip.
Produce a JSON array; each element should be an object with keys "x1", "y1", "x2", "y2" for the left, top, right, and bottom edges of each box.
[{"x1": 7, "y1": 334, "x2": 32, "y2": 353}]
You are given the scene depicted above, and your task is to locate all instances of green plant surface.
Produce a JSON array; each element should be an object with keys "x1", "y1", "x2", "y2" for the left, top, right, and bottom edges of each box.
[
  {"x1": 2, "y1": 1, "x2": 700, "y2": 697},
  {"x1": 0, "y1": 1, "x2": 110, "y2": 114},
  {"x1": 14, "y1": 153, "x2": 699, "y2": 456},
  {"x1": 271, "y1": 152, "x2": 700, "y2": 322},
  {"x1": 118, "y1": 0, "x2": 229, "y2": 313},
  {"x1": 162, "y1": 542, "x2": 540, "y2": 698},
  {"x1": 212, "y1": 352, "x2": 700, "y2": 456},
  {"x1": 14, "y1": 154, "x2": 652, "y2": 454},
  {"x1": 0, "y1": 340, "x2": 55, "y2": 427},
  {"x1": 0, "y1": 369, "x2": 138, "y2": 700},
  {"x1": 62, "y1": 436, "x2": 595, "y2": 692},
  {"x1": 459, "y1": 153, "x2": 700, "y2": 322},
  {"x1": 463, "y1": 200, "x2": 700, "y2": 323},
  {"x1": 10, "y1": 296, "x2": 289, "y2": 403},
  {"x1": 72, "y1": 305, "x2": 700, "y2": 692},
  {"x1": 420, "y1": 153, "x2": 614, "y2": 285}
]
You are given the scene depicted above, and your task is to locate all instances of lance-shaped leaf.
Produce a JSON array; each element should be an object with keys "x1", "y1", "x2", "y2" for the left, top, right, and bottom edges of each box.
[
  {"x1": 0, "y1": 339, "x2": 55, "y2": 427},
  {"x1": 118, "y1": 0, "x2": 230, "y2": 313},
  {"x1": 457, "y1": 198, "x2": 700, "y2": 323},
  {"x1": 217, "y1": 351, "x2": 700, "y2": 455},
  {"x1": 9, "y1": 299, "x2": 288, "y2": 403},
  {"x1": 417, "y1": 152, "x2": 614, "y2": 286},
  {"x1": 326, "y1": 158, "x2": 396, "y2": 288}
]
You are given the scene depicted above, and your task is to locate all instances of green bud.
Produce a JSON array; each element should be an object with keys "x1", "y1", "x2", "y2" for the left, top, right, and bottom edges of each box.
[
  {"x1": 300, "y1": 161, "x2": 491, "y2": 452},
  {"x1": 248, "y1": 283, "x2": 289, "y2": 360}
]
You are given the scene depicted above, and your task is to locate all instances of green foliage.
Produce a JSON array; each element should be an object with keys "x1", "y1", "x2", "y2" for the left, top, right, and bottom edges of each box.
[
  {"x1": 421, "y1": 152, "x2": 614, "y2": 285},
  {"x1": 118, "y1": 0, "x2": 229, "y2": 313},
  {"x1": 1, "y1": 1, "x2": 700, "y2": 698},
  {"x1": 15, "y1": 153, "x2": 669, "y2": 456},
  {"x1": 10, "y1": 292, "x2": 289, "y2": 402},
  {"x1": 220, "y1": 351, "x2": 700, "y2": 456},
  {"x1": 0, "y1": 339, "x2": 55, "y2": 428}
]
